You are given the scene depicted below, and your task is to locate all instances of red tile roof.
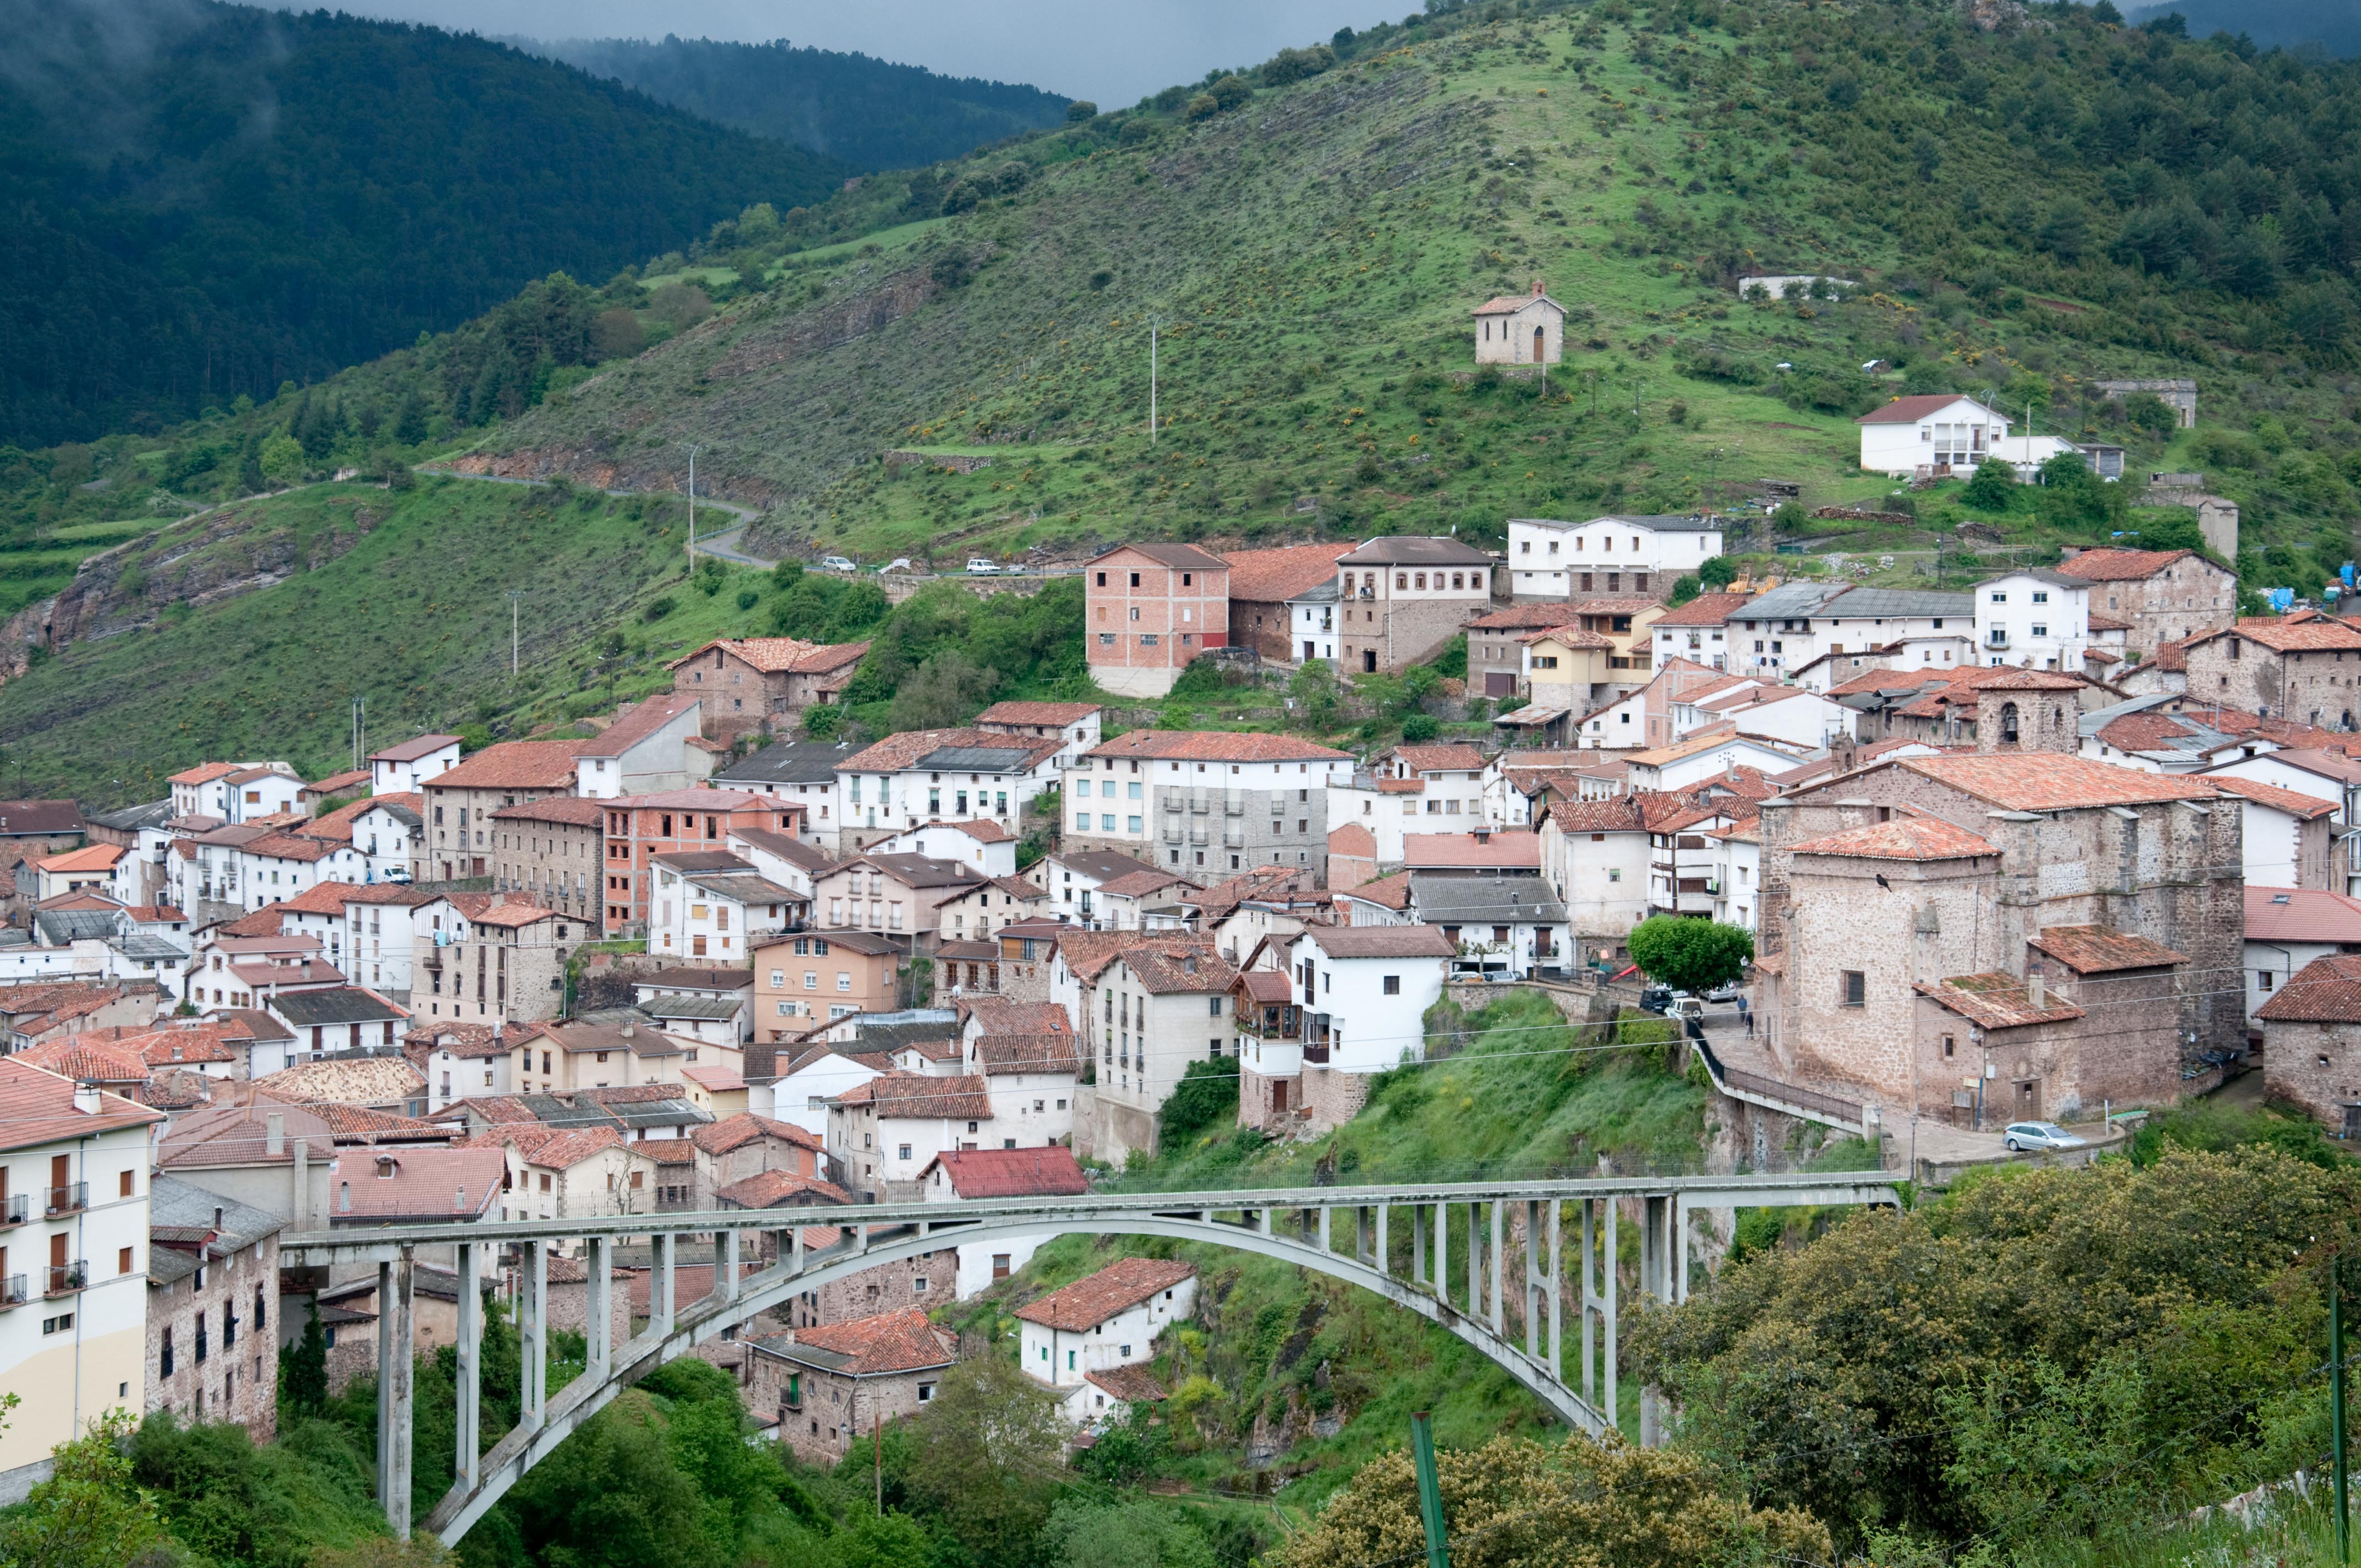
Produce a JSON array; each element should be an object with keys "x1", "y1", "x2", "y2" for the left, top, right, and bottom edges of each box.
[
  {"x1": 1088, "y1": 542, "x2": 1230, "y2": 570},
  {"x1": 1087, "y1": 731, "x2": 1353, "y2": 764},
  {"x1": 2199, "y1": 618, "x2": 2361, "y2": 654},
  {"x1": 691, "y1": 1112, "x2": 822, "y2": 1156},
  {"x1": 1015, "y1": 1256, "x2": 1196, "y2": 1331},
  {"x1": 1650, "y1": 592, "x2": 1754, "y2": 628},
  {"x1": 2210, "y1": 776, "x2": 2339, "y2": 820},
  {"x1": 975, "y1": 700, "x2": 1103, "y2": 728},
  {"x1": 1893, "y1": 754, "x2": 2221, "y2": 812},
  {"x1": 1789, "y1": 816, "x2": 1999, "y2": 861},
  {"x1": 1221, "y1": 542, "x2": 1343, "y2": 602},
  {"x1": 1053, "y1": 930, "x2": 1205, "y2": 984},
  {"x1": 328, "y1": 1146, "x2": 505, "y2": 1221},
  {"x1": 715, "y1": 1169, "x2": 852, "y2": 1208},
  {"x1": 2054, "y1": 547, "x2": 2204, "y2": 581},
  {"x1": 837, "y1": 727, "x2": 1062, "y2": 774},
  {"x1": 2027, "y1": 924, "x2": 2187, "y2": 974},
  {"x1": 428, "y1": 741, "x2": 582, "y2": 791},
  {"x1": 168, "y1": 762, "x2": 242, "y2": 786},
  {"x1": 2256, "y1": 952, "x2": 2361, "y2": 1023},
  {"x1": 11, "y1": 1037, "x2": 148, "y2": 1082},
  {"x1": 668, "y1": 638, "x2": 869, "y2": 674},
  {"x1": 1466, "y1": 604, "x2": 1582, "y2": 631},
  {"x1": 492, "y1": 794, "x2": 608, "y2": 826},
  {"x1": 836, "y1": 1072, "x2": 992, "y2": 1120},
  {"x1": 39, "y1": 842, "x2": 123, "y2": 874},
  {"x1": 1327, "y1": 823, "x2": 1379, "y2": 859},
  {"x1": 1913, "y1": 974, "x2": 2086, "y2": 1030},
  {"x1": 2245, "y1": 888, "x2": 2361, "y2": 945},
  {"x1": 1401, "y1": 832, "x2": 1541, "y2": 870},
  {"x1": 1302, "y1": 925, "x2": 1456, "y2": 960},
  {"x1": 782, "y1": 1307, "x2": 958, "y2": 1373},
  {"x1": 369, "y1": 734, "x2": 462, "y2": 764},
  {"x1": 961, "y1": 999, "x2": 1071, "y2": 1036},
  {"x1": 1854, "y1": 393, "x2": 1999, "y2": 424},
  {"x1": 573, "y1": 694, "x2": 703, "y2": 759},
  {"x1": 922, "y1": 1145, "x2": 1089, "y2": 1199},
  {"x1": 1340, "y1": 870, "x2": 1412, "y2": 911},
  {"x1": 1391, "y1": 744, "x2": 1487, "y2": 773}
]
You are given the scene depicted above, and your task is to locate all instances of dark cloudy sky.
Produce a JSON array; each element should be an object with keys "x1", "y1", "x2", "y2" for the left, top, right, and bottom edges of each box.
[{"x1": 253, "y1": 1, "x2": 1410, "y2": 105}]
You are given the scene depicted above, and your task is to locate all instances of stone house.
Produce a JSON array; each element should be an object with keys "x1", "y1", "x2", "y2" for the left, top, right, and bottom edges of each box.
[
  {"x1": 488, "y1": 1125, "x2": 666, "y2": 1224},
  {"x1": 774, "y1": 1232, "x2": 958, "y2": 1331},
  {"x1": 691, "y1": 1112, "x2": 826, "y2": 1195},
  {"x1": 2254, "y1": 952, "x2": 2361, "y2": 1137},
  {"x1": 1472, "y1": 280, "x2": 1565, "y2": 366},
  {"x1": 1084, "y1": 543, "x2": 1232, "y2": 698},
  {"x1": 2054, "y1": 547, "x2": 2238, "y2": 659},
  {"x1": 410, "y1": 892, "x2": 575, "y2": 1027},
  {"x1": 488, "y1": 796, "x2": 608, "y2": 930},
  {"x1": 1465, "y1": 603, "x2": 1584, "y2": 701},
  {"x1": 1220, "y1": 543, "x2": 1345, "y2": 661},
  {"x1": 2182, "y1": 615, "x2": 2361, "y2": 729},
  {"x1": 743, "y1": 1308, "x2": 958, "y2": 1465},
  {"x1": 146, "y1": 1177, "x2": 281, "y2": 1442},
  {"x1": 667, "y1": 638, "x2": 871, "y2": 745},
  {"x1": 1332, "y1": 537, "x2": 1496, "y2": 675},
  {"x1": 935, "y1": 875, "x2": 1052, "y2": 948},
  {"x1": 1756, "y1": 750, "x2": 2246, "y2": 1064},
  {"x1": 422, "y1": 741, "x2": 583, "y2": 883},
  {"x1": 313, "y1": 1265, "x2": 465, "y2": 1393},
  {"x1": 752, "y1": 929, "x2": 903, "y2": 1036}
]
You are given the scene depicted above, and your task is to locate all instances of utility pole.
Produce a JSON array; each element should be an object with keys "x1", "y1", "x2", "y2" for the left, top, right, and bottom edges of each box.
[
  {"x1": 1149, "y1": 318, "x2": 1160, "y2": 445},
  {"x1": 679, "y1": 443, "x2": 701, "y2": 569},
  {"x1": 2334, "y1": 1250, "x2": 2349, "y2": 1566},
  {"x1": 873, "y1": 1403, "x2": 884, "y2": 1517},
  {"x1": 507, "y1": 590, "x2": 525, "y2": 676}
]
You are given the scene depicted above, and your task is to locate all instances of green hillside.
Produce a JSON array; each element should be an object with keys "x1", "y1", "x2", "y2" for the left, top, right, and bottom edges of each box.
[
  {"x1": 0, "y1": 0, "x2": 847, "y2": 447},
  {"x1": 521, "y1": 35, "x2": 1077, "y2": 171}
]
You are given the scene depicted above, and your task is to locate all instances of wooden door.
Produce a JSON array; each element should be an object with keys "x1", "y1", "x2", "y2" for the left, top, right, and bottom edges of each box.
[
  {"x1": 1533, "y1": 326, "x2": 1546, "y2": 363},
  {"x1": 1274, "y1": 1080, "x2": 1288, "y2": 1112}
]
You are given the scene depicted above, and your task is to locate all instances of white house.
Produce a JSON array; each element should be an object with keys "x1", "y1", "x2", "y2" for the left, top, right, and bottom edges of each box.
[
  {"x1": 919, "y1": 1145, "x2": 1091, "y2": 1298},
  {"x1": 957, "y1": 999, "x2": 1082, "y2": 1146},
  {"x1": 0, "y1": 1062, "x2": 162, "y2": 1494},
  {"x1": 572, "y1": 695, "x2": 710, "y2": 799},
  {"x1": 1041, "y1": 850, "x2": 1152, "y2": 929},
  {"x1": 344, "y1": 798, "x2": 425, "y2": 884},
  {"x1": 1016, "y1": 1256, "x2": 1198, "y2": 1407},
  {"x1": 766, "y1": 1043, "x2": 886, "y2": 1137},
  {"x1": 1539, "y1": 797, "x2": 1658, "y2": 966},
  {"x1": 1083, "y1": 944, "x2": 1237, "y2": 1163},
  {"x1": 1856, "y1": 394, "x2": 2011, "y2": 478},
  {"x1": 167, "y1": 761, "x2": 303, "y2": 824},
  {"x1": 1725, "y1": 582, "x2": 1974, "y2": 683},
  {"x1": 833, "y1": 729, "x2": 1064, "y2": 854},
  {"x1": 871, "y1": 820, "x2": 1019, "y2": 879},
  {"x1": 1506, "y1": 514, "x2": 1724, "y2": 599},
  {"x1": 650, "y1": 854, "x2": 801, "y2": 965},
  {"x1": 272, "y1": 882, "x2": 433, "y2": 999},
  {"x1": 1705, "y1": 819, "x2": 1763, "y2": 932},
  {"x1": 1976, "y1": 569, "x2": 2091, "y2": 671},
  {"x1": 2244, "y1": 886, "x2": 2361, "y2": 1021},
  {"x1": 1624, "y1": 729, "x2": 1818, "y2": 793},
  {"x1": 415, "y1": 1021, "x2": 516, "y2": 1113},
  {"x1": 1473, "y1": 280, "x2": 1565, "y2": 366},
  {"x1": 1282, "y1": 924, "x2": 1452, "y2": 1075},
  {"x1": 633, "y1": 970, "x2": 754, "y2": 1047},
  {"x1": 367, "y1": 734, "x2": 463, "y2": 794},
  {"x1": 972, "y1": 701, "x2": 1106, "y2": 768},
  {"x1": 825, "y1": 1072, "x2": 993, "y2": 1202},
  {"x1": 1287, "y1": 580, "x2": 1342, "y2": 665}
]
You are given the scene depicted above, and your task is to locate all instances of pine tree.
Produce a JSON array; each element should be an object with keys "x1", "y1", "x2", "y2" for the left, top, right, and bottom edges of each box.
[
  {"x1": 394, "y1": 390, "x2": 427, "y2": 445},
  {"x1": 281, "y1": 1300, "x2": 329, "y2": 1423}
]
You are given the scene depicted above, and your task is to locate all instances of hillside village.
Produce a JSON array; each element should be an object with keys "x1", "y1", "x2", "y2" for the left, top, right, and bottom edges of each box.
[{"x1": 6, "y1": 396, "x2": 2361, "y2": 1498}]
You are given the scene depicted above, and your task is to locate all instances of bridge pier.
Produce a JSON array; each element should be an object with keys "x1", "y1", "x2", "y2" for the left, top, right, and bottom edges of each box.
[
  {"x1": 456, "y1": 1243, "x2": 481, "y2": 1493},
  {"x1": 377, "y1": 1249, "x2": 415, "y2": 1539}
]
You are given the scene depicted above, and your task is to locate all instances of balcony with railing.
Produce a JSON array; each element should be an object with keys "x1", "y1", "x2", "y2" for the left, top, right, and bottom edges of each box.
[
  {"x1": 0, "y1": 1193, "x2": 25, "y2": 1229},
  {"x1": 45, "y1": 1259, "x2": 88, "y2": 1297},
  {"x1": 45, "y1": 1182, "x2": 86, "y2": 1218},
  {"x1": 0, "y1": 1275, "x2": 24, "y2": 1309}
]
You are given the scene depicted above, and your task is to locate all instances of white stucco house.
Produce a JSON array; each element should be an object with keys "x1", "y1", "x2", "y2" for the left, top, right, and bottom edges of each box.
[
  {"x1": 1976, "y1": 569, "x2": 2091, "y2": 671},
  {"x1": 1856, "y1": 394, "x2": 2011, "y2": 478},
  {"x1": 1506, "y1": 514, "x2": 1724, "y2": 598},
  {"x1": 1473, "y1": 280, "x2": 1564, "y2": 366},
  {"x1": 1016, "y1": 1256, "x2": 1197, "y2": 1415},
  {"x1": 919, "y1": 1145, "x2": 1090, "y2": 1298}
]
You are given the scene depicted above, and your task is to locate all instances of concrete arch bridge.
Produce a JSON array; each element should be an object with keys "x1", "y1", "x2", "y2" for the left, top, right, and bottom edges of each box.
[{"x1": 280, "y1": 1173, "x2": 1901, "y2": 1543}]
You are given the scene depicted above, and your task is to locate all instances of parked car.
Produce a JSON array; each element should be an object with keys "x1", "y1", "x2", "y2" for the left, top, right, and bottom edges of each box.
[
  {"x1": 2001, "y1": 1121, "x2": 2087, "y2": 1153},
  {"x1": 1701, "y1": 982, "x2": 1744, "y2": 1004},
  {"x1": 1664, "y1": 997, "x2": 1707, "y2": 1023},
  {"x1": 819, "y1": 554, "x2": 857, "y2": 573},
  {"x1": 1638, "y1": 986, "x2": 1674, "y2": 1015},
  {"x1": 966, "y1": 558, "x2": 1000, "y2": 574}
]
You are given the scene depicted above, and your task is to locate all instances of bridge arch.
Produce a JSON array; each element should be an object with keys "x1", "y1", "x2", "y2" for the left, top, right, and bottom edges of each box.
[{"x1": 281, "y1": 1176, "x2": 1901, "y2": 1543}]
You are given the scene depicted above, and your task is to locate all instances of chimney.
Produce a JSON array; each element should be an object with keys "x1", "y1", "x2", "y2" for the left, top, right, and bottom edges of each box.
[
  {"x1": 213, "y1": 1205, "x2": 224, "y2": 1231},
  {"x1": 2026, "y1": 968, "x2": 2047, "y2": 1008},
  {"x1": 376, "y1": 1153, "x2": 399, "y2": 1179},
  {"x1": 291, "y1": 1139, "x2": 309, "y2": 1222},
  {"x1": 1531, "y1": 277, "x2": 1544, "y2": 297},
  {"x1": 72, "y1": 1081, "x2": 101, "y2": 1115},
  {"x1": 265, "y1": 1111, "x2": 285, "y2": 1157}
]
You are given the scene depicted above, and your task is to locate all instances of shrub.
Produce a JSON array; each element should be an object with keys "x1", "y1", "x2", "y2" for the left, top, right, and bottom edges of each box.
[
  {"x1": 1959, "y1": 460, "x2": 2017, "y2": 511},
  {"x1": 735, "y1": 588, "x2": 759, "y2": 610},
  {"x1": 642, "y1": 596, "x2": 677, "y2": 622},
  {"x1": 1183, "y1": 93, "x2": 1220, "y2": 122},
  {"x1": 1161, "y1": 1058, "x2": 1240, "y2": 1145},
  {"x1": 1399, "y1": 713, "x2": 1439, "y2": 743},
  {"x1": 1261, "y1": 44, "x2": 1336, "y2": 85},
  {"x1": 1064, "y1": 99, "x2": 1099, "y2": 122}
]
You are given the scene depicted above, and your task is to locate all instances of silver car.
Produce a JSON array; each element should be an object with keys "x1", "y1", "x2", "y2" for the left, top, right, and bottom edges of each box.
[{"x1": 2002, "y1": 1121, "x2": 2087, "y2": 1153}]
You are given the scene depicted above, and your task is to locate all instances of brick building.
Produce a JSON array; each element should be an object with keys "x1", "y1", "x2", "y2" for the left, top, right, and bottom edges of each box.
[
  {"x1": 743, "y1": 1307, "x2": 958, "y2": 1464},
  {"x1": 2053, "y1": 547, "x2": 2238, "y2": 660},
  {"x1": 666, "y1": 638, "x2": 871, "y2": 745},
  {"x1": 1332, "y1": 537, "x2": 1496, "y2": 674},
  {"x1": 601, "y1": 791, "x2": 804, "y2": 935},
  {"x1": 147, "y1": 1177, "x2": 281, "y2": 1441},
  {"x1": 1084, "y1": 543, "x2": 1231, "y2": 698},
  {"x1": 2255, "y1": 952, "x2": 2361, "y2": 1136},
  {"x1": 2180, "y1": 616, "x2": 2361, "y2": 729},
  {"x1": 1221, "y1": 543, "x2": 1344, "y2": 661}
]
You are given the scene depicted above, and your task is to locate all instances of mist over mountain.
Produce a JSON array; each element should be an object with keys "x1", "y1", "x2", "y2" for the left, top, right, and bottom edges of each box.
[
  {"x1": 2129, "y1": 0, "x2": 2361, "y2": 55},
  {"x1": 0, "y1": 0, "x2": 846, "y2": 447},
  {"x1": 518, "y1": 35, "x2": 1076, "y2": 171}
]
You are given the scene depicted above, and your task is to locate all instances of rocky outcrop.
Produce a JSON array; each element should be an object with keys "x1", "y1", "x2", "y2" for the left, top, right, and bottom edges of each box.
[{"x1": 0, "y1": 495, "x2": 390, "y2": 679}]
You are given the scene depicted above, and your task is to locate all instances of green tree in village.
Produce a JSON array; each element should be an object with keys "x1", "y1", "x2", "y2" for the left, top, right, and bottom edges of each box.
[
  {"x1": 258, "y1": 434, "x2": 307, "y2": 491},
  {"x1": 0, "y1": 1408, "x2": 167, "y2": 1568},
  {"x1": 282, "y1": 1300, "x2": 331, "y2": 1422},
  {"x1": 903, "y1": 1355, "x2": 1068, "y2": 1567},
  {"x1": 1626, "y1": 916, "x2": 1754, "y2": 994}
]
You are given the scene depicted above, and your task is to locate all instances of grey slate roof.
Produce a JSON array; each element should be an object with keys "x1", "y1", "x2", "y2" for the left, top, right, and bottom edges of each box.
[
  {"x1": 1335, "y1": 536, "x2": 1496, "y2": 567},
  {"x1": 37, "y1": 909, "x2": 122, "y2": 945},
  {"x1": 638, "y1": 995, "x2": 745, "y2": 1023},
  {"x1": 1407, "y1": 874, "x2": 1569, "y2": 925},
  {"x1": 911, "y1": 744, "x2": 1042, "y2": 772},
  {"x1": 715, "y1": 741, "x2": 859, "y2": 787},
  {"x1": 1735, "y1": 581, "x2": 1859, "y2": 620},
  {"x1": 271, "y1": 988, "x2": 404, "y2": 1027},
  {"x1": 1291, "y1": 580, "x2": 1341, "y2": 604},
  {"x1": 90, "y1": 801, "x2": 172, "y2": 834},
  {"x1": 148, "y1": 1174, "x2": 285, "y2": 1285},
  {"x1": 111, "y1": 933, "x2": 188, "y2": 961},
  {"x1": 1739, "y1": 582, "x2": 1968, "y2": 623}
]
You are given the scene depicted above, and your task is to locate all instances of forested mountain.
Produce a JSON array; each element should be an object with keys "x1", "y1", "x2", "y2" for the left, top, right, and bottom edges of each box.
[
  {"x1": 0, "y1": 0, "x2": 847, "y2": 448},
  {"x1": 2130, "y1": 0, "x2": 2361, "y2": 55},
  {"x1": 520, "y1": 35, "x2": 1076, "y2": 171}
]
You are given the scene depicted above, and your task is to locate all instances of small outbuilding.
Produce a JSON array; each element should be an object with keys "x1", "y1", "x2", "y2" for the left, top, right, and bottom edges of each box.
[{"x1": 1473, "y1": 280, "x2": 1564, "y2": 366}]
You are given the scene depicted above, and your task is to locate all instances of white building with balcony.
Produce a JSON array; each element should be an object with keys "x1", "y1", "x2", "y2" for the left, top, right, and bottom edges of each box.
[
  {"x1": 1974, "y1": 569, "x2": 2091, "y2": 671},
  {"x1": 1506, "y1": 514, "x2": 1724, "y2": 600},
  {"x1": 1288, "y1": 581, "x2": 1342, "y2": 665},
  {"x1": 1855, "y1": 394, "x2": 2011, "y2": 478}
]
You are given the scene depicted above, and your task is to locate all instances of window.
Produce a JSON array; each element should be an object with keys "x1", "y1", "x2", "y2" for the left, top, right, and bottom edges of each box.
[
  {"x1": 1841, "y1": 971, "x2": 1865, "y2": 1008},
  {"x1": 917, "y1": 1382, "x2": 935, "y2": 1403},
  {"x1": 1383, "y1": 975, "x2": 1401, "y2": 995},
  {"x1": 899, "y1": 1144, "x2": 912, "y2": 1160}
]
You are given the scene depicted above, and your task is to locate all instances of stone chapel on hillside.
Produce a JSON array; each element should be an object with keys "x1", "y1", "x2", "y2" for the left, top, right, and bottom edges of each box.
[{"x1": 1472, "y1": 280, "x2": 1565, "y2": 366}]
